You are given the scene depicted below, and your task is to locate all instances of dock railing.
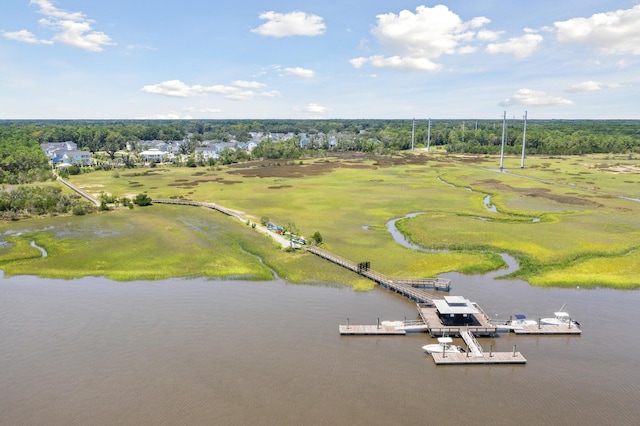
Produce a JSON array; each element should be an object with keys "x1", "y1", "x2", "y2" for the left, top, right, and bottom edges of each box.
[
  {"x1": 153, "y1": 199, "x2": 243, "y2": 220},
  {"x1": 306, "y1": 246, "x2": 449, "y2": 300},
  {"x1": 392, "y1": 278, "x2": 451, "y2": 291}
]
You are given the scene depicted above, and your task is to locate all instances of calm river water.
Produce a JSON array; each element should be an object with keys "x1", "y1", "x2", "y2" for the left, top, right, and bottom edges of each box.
[{"x1": 1, "y1": 265, "x2": 639, "y2": 425}]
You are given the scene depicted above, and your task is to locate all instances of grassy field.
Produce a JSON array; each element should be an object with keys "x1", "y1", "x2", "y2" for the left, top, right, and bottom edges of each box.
[{"x1": 2, "y1": 152, "x2": 639, "y2": 289}]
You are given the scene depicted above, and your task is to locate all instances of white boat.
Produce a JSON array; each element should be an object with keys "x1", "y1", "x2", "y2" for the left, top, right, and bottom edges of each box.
[
  {"x1": 496, "y1": 314, "x2": 538, "y2": 330},
  {"x1": 540, "y1": 311, "x2": 580, "y2": 327},
  {"x1": 511, "y1": 314, "x2": 538, "y2": 326},
  {"x1": 422, "y1": 337, "x2": 463, "y2": 354}
]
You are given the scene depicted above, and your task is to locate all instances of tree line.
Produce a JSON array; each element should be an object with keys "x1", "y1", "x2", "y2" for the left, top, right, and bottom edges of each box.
[{"x1": 2, "y1": 119, "x2": 639, "y2": 184}]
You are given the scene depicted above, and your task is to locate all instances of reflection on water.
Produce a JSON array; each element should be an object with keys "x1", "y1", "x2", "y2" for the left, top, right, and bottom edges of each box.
[
  {"x1": 483, "y1": 195, "x2": 498, "y2": 213},
  {"x1": 1, "y1": 271, "x2": 639, "y2": 426},
  {"x1": 29, "y1": 240, "x2": 47, "y2": 258}
]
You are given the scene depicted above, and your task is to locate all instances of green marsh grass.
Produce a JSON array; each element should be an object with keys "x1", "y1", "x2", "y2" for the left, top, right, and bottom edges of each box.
[{"x1": 3, "y1": 153, "x2": 638, "y2": 289}]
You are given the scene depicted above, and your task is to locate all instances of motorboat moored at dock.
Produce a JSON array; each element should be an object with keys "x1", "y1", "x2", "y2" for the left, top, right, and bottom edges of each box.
[
  {"x1": 422, "y1": 337, "x2": 463, "y2": 354},
  {"x1": 540, "y1": 311, "x2": 580, "y2": 328},
  {"x1": 495, "y1": 314, "x2": 538, "y2": 330}
]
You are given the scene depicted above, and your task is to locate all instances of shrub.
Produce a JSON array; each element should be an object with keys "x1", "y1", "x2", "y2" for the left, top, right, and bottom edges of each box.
[
  {"x1": 133, "y1": 193, "x2": 152, "y2": 206},
  {"x1": 311, "y1": 231, "x2": 323, "y2": 245}
]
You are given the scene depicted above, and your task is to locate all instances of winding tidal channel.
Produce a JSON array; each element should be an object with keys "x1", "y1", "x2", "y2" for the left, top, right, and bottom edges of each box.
[{"x1": 1, "y1": 220, "x2": 639, "y2": 425}]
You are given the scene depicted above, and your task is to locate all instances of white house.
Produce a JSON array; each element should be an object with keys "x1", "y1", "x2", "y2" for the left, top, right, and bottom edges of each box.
[{"x1": 139, "y1": 148, "x2": 167, "y2": 162}]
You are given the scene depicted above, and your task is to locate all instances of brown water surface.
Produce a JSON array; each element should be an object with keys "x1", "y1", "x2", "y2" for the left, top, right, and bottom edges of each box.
[{"x1": 1, "y1": 270, "x2": 639, "y2": 425}]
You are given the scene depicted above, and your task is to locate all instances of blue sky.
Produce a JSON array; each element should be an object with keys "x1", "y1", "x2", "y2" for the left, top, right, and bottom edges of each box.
[{"x1": 1, "y1": 0, "x2": 639, "y2": 119}]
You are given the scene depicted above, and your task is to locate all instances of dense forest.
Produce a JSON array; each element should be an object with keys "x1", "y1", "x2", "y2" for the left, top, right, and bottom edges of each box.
[{"x1": 1, "y1": 119, "x2": 639, "y2": 184}]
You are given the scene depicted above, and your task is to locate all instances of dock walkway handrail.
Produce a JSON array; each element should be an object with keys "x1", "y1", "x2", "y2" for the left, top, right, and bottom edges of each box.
[
  {"x1": 56, "y1": 175, "x2": 100, "y2": 206},
  {"x1": 153, "y1": 199, "x2": 243, "y2": 220},
  {"x1": 306, "y1": 246, "x2": 445, "y2": 304},
  {"x1": 150, "y1": 201, "x2": 448, "y2": 305},
  {"x1": 460, "y1": 329, "x2": 484, "y2": 356}
]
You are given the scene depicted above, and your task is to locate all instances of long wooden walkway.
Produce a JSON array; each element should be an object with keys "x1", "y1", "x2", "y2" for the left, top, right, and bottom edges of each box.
[
  {"x1": 57, "y1": 175, "x2": 100, "y2": 206},
  {"x1": 306, "y1": 246, "x2": 450, "y2": 304},
  {"x1": 153, "y1": 198, "x2": 244, "y2": 220}
]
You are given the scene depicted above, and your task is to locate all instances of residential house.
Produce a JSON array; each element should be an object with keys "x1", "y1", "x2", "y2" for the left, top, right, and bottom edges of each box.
[
  {"x1": 41, "y1": 141, "x2": 92, "y2": 166},
  {"x1": 60, "y1": 150, "x2": 92, "y2": 166},
  {"x1": 139, "y1": 148, "x2": 167, "y2": 162}
]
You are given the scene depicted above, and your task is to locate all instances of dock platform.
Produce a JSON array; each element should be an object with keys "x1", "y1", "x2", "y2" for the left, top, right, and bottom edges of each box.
[
  {"x1": 339, "y1": 324, "x2": 406, "y2": 335},
  {"x1": 417, "y1": 304, "x2": 497, "y2": 337},
  {"x1": 513, "y1": 324, "x2": 581, "y2": 335},
  {"x1": 431, "y1": 351, "x2": 527, "y2": 365}
]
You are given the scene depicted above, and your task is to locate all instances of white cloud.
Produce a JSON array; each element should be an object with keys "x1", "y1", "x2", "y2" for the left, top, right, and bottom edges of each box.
[
  {"x1": 232, "y1": 80, "x2": 266, "y2": 89},
  {"x1": 138, "y1": 113, "x2": 193, "y2": 120},
  {"x1": 477, "y1": 29, "x2": 503, "y2": 42},
  {"x1": 183, "y1": 107, "x2": 223, "y2": 114},
  {"x1": 251, "y1": 11, "x2": 326, "y2": 37},
  {"x1": 141, "y1": 80, "x2": 237, "y2": 97},
  {"x1": 349, "y1": 57, "x2": 368, "y2": 69},
  {"x1": 5, "y1": 0, "x2": 114, "y2": 52},
  {"x1": 226, "y1": 91, "x2": 255, "y2": 101},
  {"x1": 485, "y1": 33, "x2": 543, "y2": 58},
  {"x1": 142, "y1": 80, "x2": 280, "y2": 100},
  {"x1": 500, "y1": 88, "x2": 574, "y2": 107},
  {"x1": 2, "y1": 29, "x2": 51, "y2": 44},
  {"x1": 568, "y1": 81, "x2": 621, "y2": 92},
  {"x1": 31, "y1": 0, "x2": 84, "y2": 21},
  {"x1": 351, "y1": 55, "x2": 441, "y2": 71},
  {"x1": 457, "y1": 45, "x2": 477, "y2": 55},
  {"x1": 43, "y1": 18, "x2": 114, "y2": 52},
  {"x1": 304, "y1": 103, "x2": 329, "y2": 113},
  {"x1": 554, "y1": 5, "x2": 640, "y2": 55},
  {"x1": 260, "y1": 90, "x2": 281, "y2": 98},
  {"x1": 350, "y1": 5, "x2": 491, "y2": 71},
  {"x1": 285, "y1": 67, "x2": 316, "y2": 78}
]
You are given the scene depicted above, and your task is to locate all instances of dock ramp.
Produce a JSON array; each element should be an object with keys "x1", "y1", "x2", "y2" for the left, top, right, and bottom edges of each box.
[{"x1": 460, "y1": 330, "x2": 484, "y2": 357}]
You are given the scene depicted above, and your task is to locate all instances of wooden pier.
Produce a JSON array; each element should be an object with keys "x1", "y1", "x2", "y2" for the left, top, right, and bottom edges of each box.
[
  {"x1": 153, "y1": 199, "x2": 244, "y2": 220},
  {"x1": 306, "y1": 246, "x2": 450, "y2": 301}
]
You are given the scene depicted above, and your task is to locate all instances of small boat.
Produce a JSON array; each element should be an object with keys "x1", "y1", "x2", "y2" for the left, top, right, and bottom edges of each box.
[
  {"x1": 510, "y1": 314, "x2": 538, "y2": 327},
  {"x1": 540, "y1": 311, "x2": 580, "y2": 327},
  {"x1": 495, "y1": 314, "x2": 538, "y2": 331},
  {"x1": 422, "y1": 337, "x2": 462, "y2": 354}
]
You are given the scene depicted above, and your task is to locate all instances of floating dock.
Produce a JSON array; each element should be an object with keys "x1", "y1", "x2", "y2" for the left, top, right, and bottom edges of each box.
[
  {"x1": 431, "y1": 351, "x2": 527, "y2": 365},
  {"x1": 429, "y1": 331, "x2": 526, "y2": 365},
  {"x1": 513, "y1": 324, "x2": 581, "y2": 335},
  {"x1": 338, "y1": 324, "x2": 406, "y2": 335},
  {"x1": 339, "y1": 320, "x2": 429, "y2": 335}
]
